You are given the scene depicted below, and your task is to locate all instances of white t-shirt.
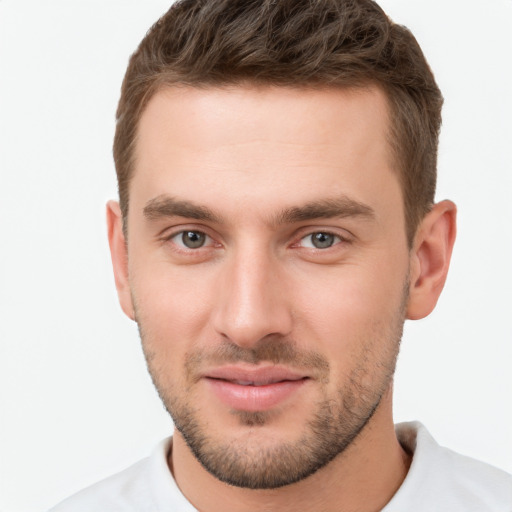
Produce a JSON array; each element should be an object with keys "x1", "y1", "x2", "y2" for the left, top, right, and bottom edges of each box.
[{"x1": 49, "y1": 422, "x2": 512, "y2": 511}]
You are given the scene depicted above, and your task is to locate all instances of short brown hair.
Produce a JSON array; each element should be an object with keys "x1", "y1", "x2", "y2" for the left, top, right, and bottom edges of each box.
[{"x1": 114, "y1": 0, "x2": 443, "y2": 245}]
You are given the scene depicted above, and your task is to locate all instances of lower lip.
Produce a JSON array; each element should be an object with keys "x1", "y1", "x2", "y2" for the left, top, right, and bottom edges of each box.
[{"x1": 205, "y1": 378, "x2": 307, "y2": 412}]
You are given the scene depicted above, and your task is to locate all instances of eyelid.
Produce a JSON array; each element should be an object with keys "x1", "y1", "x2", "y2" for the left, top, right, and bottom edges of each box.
[
  {"x1": 292, "y1": 227, "x2": 353, "y2": 247},
  {"x1": 172, "y1": 231, "x2": 212, "y2": 249},
  {"x1": 159, "y1": 226, "x2": 221, "y2": 249},
  {"x1": 299, "y1": 232, "x2": 341, "y2": 248}
]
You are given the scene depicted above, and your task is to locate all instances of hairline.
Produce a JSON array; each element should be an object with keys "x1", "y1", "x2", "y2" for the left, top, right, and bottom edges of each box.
[{"x1": 121, "y1": 79, "x2": 415, "y2": 245}]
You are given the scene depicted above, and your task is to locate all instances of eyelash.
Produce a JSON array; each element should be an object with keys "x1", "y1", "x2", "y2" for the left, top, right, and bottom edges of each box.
[
  {"x1": 296, "y1": 231, "x2": 346, "y2": 250},
  {"x1": 163, "y1": 229, "x2": 217, "y2": 251},
  {"x1": 161, "y1": 228, "x2": 350, "y2": 253}
]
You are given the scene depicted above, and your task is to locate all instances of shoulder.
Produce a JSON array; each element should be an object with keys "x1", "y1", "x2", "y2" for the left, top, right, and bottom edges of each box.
[
  {"x1": 48, "y1": 437, "x2": 193, "y2": 512},
  {"x1": 49, "y1": 457, "x2": 154, "y2": 512},
  {"x1": 388, "y1": 422, "x2": 512, "y2": 512}
]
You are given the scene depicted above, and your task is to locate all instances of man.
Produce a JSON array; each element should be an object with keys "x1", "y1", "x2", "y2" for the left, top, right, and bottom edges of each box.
[{"x1": 50, "y1": 0, "x2": 512, "y2": 510}]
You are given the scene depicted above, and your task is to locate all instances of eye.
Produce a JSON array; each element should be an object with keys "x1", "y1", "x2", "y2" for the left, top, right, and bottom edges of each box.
[
  {"x1": 171, "y1": 230, "x2": 210, "y2": 249},
  {"x1": 299, "y1": 232, "x2": 342, "y2": 249}
]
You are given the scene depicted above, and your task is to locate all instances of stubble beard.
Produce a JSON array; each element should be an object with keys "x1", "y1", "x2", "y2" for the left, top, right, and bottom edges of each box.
[
  {"x1": 137, "y1": 287, "x2": 407, "y2": 490},
  {"x1": 165, "y1": 371, "x2": 389, "y2": 489}
]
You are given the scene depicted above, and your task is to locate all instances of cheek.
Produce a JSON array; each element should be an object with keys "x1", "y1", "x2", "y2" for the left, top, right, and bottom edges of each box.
[
  {"x1": 130, "y1": 260, "x2": 217, "y2": 354},
  {"x1": 289, "y1": 259, "x2": 407, "y2": 363}
]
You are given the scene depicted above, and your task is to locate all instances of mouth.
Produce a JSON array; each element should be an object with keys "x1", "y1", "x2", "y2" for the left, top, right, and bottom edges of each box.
[
  {"x1": 202, "y1": 366, "x2": 309, "y2": 412},
  {"x1": 219, "y1": 379, "x2": 297, "y2": 386}
]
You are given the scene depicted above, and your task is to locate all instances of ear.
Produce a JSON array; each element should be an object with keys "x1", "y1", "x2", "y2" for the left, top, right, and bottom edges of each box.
[
  {"x1": 406, "y1": 200, "x2": 457, "y2": 320},
  {"x1": 106, "y1": 200, "x2": 135, "y2": 320}
]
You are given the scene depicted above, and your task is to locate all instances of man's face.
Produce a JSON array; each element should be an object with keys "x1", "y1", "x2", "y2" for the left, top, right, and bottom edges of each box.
[{"x1": 124, "y1": 85, "x2": 411, "y2": 488}]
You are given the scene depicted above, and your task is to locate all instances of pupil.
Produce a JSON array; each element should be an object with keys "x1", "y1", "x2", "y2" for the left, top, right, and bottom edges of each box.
[
  {"x1": 183, "y1": 231, "x2": 205, "y2": 248},
  {"x1": 312, "y1": 232, "x2": 334, "y2": 249}
]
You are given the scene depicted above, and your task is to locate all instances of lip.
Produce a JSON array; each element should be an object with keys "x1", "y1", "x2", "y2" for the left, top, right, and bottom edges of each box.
[{"x1": 203, "y1": 365, "x2": 309, "y2": 412}]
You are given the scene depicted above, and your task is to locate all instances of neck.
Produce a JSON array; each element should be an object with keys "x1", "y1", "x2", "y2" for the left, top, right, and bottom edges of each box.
[{"x1": 170, "y1": 389, "x2": 411, "y2": 512}]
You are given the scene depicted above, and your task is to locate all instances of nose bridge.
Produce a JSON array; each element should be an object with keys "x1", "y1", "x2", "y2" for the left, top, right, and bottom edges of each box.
[{"x1": 213, "y1": 239, "x2": 291, "y2": 347}]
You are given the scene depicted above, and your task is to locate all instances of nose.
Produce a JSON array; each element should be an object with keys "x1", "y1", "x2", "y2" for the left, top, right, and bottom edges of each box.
[{"x1": 211, "y1": 243, "x2": 293, "y2": 348}]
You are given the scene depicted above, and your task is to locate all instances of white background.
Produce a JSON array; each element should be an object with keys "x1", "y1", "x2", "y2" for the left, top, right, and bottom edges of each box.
[{"x1": 0, "y1": 1, "x2": 511, "y2": 511}]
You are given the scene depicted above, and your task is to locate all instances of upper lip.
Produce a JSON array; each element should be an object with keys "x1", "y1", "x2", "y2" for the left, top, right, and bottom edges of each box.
[{"x1": 203, "y1": 365, "x2": 308, "y2": 386}]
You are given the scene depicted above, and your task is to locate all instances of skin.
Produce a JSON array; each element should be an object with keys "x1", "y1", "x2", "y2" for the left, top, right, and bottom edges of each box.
[{"x1": 108, "y1": 85, "x2": 456, "y2": 512}]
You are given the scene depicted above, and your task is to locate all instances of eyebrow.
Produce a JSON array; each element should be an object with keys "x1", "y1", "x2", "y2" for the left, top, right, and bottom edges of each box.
[
  {"x1": 142, "y1": 195, "x2": 375, "y2": 225},
  {"x1": 143, "y1": 195, "x2": 220, "y2": 223},
  {"x1": 272, "y1": 197, "x2": 375, "y2": 225}
]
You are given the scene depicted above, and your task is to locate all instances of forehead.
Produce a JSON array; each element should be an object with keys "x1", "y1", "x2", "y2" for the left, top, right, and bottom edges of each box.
[
  {"x1": 130, "y1": 85, "x2": 401, "y2": 225},
  {"x1": 135, "y1": 84, "x2": 392, "y2": 157}
]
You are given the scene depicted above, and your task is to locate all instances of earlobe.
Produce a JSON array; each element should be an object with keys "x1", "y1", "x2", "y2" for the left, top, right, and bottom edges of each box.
[
  {"x1": 406, "y1": 200, "x2": 457, "y2": 320},
  {"x1": 106, "y1": 200, "x2": 135, "y2": 320}
]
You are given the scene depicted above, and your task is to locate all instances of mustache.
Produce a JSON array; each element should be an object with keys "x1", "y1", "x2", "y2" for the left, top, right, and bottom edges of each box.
[{"x1": 184, "y1": 337, "x2": 330, "y2": 380}]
